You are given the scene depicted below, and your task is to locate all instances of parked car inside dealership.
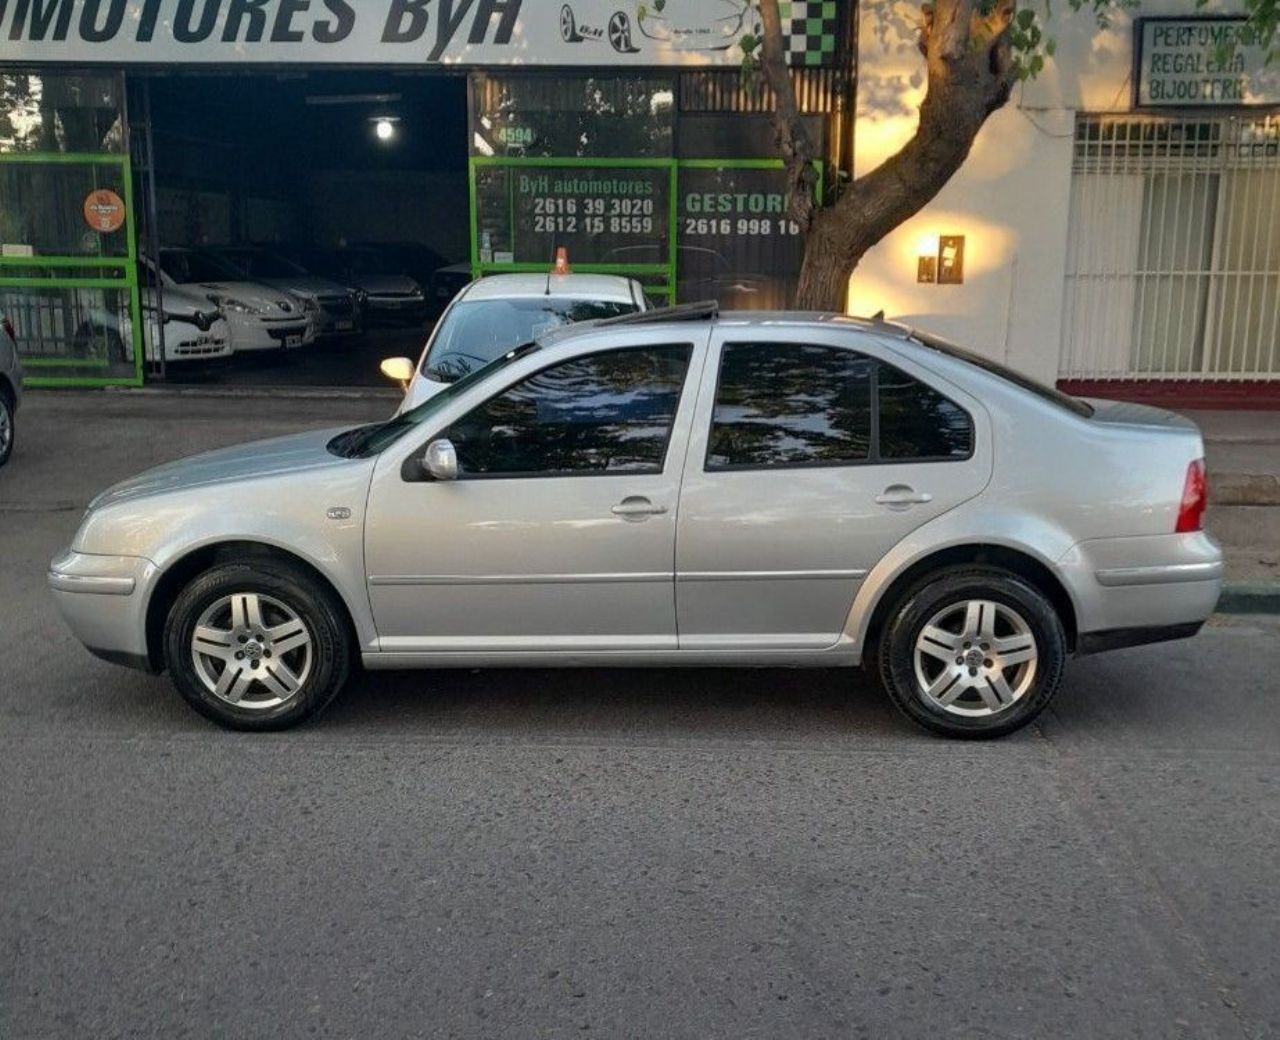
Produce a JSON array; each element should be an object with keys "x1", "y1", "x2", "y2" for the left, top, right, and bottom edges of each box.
[
  {"x1": 381, "y1": 272, "x2": 649, "y2": 409},
  {"x1": 0, "y1": 311, "x2": 22, "y2": 468},
  {"x1": 277, "y1": 244, "x2": 427, "y2": 327},
  {"x1": 356, "y1": 241, "x2": 452, "y2": 315},
  {"x1": 150, "y1": 249, "x2": 315, "y2": 354},
  {"x1": 209, "y1": 245, "x2": 362, "y2": 339},
  {"x1": 50, "y1": 304, "x2": 1221, "y2": 738},
  {"x1": 75, "y1": 276, "x2": 233, "y2": 366},
  {"x1": 426, "y1": 261, "x2": 474, "y2": 320}
]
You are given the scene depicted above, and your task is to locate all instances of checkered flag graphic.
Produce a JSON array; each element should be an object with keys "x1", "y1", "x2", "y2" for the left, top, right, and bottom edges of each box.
[{"x1": 779, "y1": 0, "x2": 840, "y2": 66}]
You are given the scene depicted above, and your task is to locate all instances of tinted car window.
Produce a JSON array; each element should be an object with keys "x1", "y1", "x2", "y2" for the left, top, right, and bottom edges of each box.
[
  {"x1": 707, "y1": 343, "x2": 872, "y2": 469},
  {"x1": 878, "y1": 363, "x2": 974, "y2": 459},
  {"x1": 426, "y1": 298, "x2": 640, "y2": 382},
  {"x1": 446, "y1": 345, "x2": 691, "y2": 477}
]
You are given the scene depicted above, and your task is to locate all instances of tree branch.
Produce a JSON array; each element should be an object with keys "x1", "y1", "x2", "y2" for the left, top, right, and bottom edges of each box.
[{"x1": 757, "y1": 0, "x2": 820, "y2": 231}]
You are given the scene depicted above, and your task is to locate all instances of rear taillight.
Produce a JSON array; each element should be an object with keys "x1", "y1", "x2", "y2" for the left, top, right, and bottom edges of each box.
[{"x1": 1176, "y1": 458, "x2": 1208, "y2": 533}]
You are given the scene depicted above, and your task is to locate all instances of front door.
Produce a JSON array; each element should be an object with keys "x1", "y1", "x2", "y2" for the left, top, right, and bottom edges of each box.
[
  {"x1": 364, "y1": 341, "x2": 700, "y2": 654},
  {"x1": 675, "y1": 333, "x2": 991, "y2": 650}
]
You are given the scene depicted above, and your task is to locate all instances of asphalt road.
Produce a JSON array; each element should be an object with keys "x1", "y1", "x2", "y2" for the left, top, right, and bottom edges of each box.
[{"x1": 2, "y1": 393, "x2": 1278, "y2": 1039}]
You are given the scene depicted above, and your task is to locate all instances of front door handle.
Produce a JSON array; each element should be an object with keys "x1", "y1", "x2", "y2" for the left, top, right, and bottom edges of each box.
[
  {"x1": 875, "y1": 484, "x2": 934, "y2": 509},
  {"x1": 612, "y1": 496, "x2": 668, "y2": 520}
]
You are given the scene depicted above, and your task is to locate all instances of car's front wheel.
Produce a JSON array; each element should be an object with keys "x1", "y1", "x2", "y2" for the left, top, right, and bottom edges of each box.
[
  {"x1": 877, "y1": 566, "x2": 1066, "y2": 739},
  {"x1": 163, "y1": 560, "x2": 351, "y2": 730}
]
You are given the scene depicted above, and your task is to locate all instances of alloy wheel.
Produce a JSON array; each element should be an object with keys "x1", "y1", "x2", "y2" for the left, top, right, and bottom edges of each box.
[
  {"x1": 190, "y1": 592, "x2": 313, "y2": 710},
  {"x1": 912, "y1": 599, "x2": 1038, "y2": 717}
]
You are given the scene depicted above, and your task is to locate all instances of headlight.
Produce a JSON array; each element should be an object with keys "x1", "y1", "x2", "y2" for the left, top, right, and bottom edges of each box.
[
  {"x1": 354, "y1": 288, "x2": 369, "y2": 305},
  {"x1": 409, "y1": 286, "x2": 424, "y2": 299},
  {"x1": 216, "y1": 297, "x2": 264, "y2": 316},
  {"x1": 193, "y1": 310, "x2": 216, "y2": 331}
]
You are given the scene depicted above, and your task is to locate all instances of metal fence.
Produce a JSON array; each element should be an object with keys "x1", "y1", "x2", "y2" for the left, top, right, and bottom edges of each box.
[{"x1": 1061, "y1": 114, "x2": 1280, "y2": 381}]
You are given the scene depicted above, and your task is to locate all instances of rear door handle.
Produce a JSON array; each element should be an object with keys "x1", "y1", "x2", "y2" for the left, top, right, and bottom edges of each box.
[
  {"x1": 612, "y1": 496, "x2": 668, "y2": 519},
  {"x1": 875, "y1": 485, "x2": 933, "y2": 509}
]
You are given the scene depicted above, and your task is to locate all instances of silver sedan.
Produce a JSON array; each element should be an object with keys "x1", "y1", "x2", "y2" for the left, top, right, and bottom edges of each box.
[{"x1": 50, "y1": 305, "x2": 1223, "y2": 738}]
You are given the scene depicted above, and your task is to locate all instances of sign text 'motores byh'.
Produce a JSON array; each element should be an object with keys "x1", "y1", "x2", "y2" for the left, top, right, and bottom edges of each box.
[
  {"x1": 2, "y1": 0, "x2": 518, "y2": 59},
  {"x1": 0, "y1": 0, "x2": 754, "y2": 65}
]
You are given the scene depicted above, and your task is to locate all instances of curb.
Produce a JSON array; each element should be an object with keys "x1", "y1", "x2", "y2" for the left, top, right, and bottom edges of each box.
[
  {"x1": 92, "y1": 385, "x2": 401, "y2": 402},
  {"x1": 1217, "y1": 582, "x2": 1280, "y2": 615}
]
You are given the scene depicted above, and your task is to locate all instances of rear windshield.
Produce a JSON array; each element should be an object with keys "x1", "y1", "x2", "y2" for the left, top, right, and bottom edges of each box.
[{"x1": 911, "y1": 330, "x2": 1094, "y2": 418}]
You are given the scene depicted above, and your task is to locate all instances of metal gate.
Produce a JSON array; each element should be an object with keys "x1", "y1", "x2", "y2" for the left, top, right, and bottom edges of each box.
[{"x1": 1061, "y1": 114, "x2": 1280, "y2": 381}]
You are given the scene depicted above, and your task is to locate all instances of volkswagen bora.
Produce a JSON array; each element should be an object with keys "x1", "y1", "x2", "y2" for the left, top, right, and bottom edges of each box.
[{"x1": 50, "y1": 305, "x2": 1222, "y2": 738}]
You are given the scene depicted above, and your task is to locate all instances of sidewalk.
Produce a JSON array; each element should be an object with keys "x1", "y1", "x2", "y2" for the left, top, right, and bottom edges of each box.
[{"x1": 1188, "y1": 411, "x2": 1280, "y2": 609}]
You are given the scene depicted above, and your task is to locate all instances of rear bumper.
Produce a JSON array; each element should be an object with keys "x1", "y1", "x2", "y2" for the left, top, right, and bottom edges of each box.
[
  {"x1": 1076, "y1": 620, "x2": 1205, "y2": 656},
  {"x1": 1059, "y1": 532, "x2": 1223, "y2": 649},
  {"x1": 48, "y1": 549, "x2": 157, "y2": 671}
]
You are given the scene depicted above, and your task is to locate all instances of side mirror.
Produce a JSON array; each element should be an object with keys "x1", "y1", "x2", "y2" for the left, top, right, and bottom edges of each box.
[
  {"x1": 380, "y1": 356, "x2": 415, "y2": 390},
  {"x1": 422, "y1": 438, "x2": 458, "y2": 481}
]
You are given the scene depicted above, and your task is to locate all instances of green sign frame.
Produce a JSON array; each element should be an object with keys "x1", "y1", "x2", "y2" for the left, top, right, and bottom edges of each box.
[
  {"x1": 468, "y1": 156, "x2": 823, "y2": 308},
  {"x1": 0, "y1": 150, "x2": 144, "y2": 388}
]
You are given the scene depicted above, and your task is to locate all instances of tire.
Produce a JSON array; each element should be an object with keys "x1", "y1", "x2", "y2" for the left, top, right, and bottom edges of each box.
[
  {"x1": 877, "y1": 566, "x2": 1066, "y2": 739},
  {"x1": 0, "y1": 388, "x2": 13, "y2": 468},
  {"x1": 560, "y1": 3, "x2": 580, "y2": 41},
  {"x1": 608, "y1": 11, "x2": 633, "y2": 52},
  {"x1": 163, "y1": 560, "x2": 351, "y2": 731}
]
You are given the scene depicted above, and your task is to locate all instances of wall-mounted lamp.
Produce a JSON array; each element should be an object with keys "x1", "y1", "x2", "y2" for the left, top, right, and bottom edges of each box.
[{"x1": 917, "y1": 234, "x2": 965, "y2": 285}]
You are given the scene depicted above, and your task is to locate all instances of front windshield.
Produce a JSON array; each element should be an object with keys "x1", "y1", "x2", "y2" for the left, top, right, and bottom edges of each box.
[
  {"x1": 230, "y1": 250, "x2": 308, "y2": 279},
  {"x1": 424, "y1": 297, "x2": 637, "y2": 382},
  {"x1": 335, "y1": 343, "x2": 539, "y2": 458},
  {"x1": 161, "y1": 249, "x2": 247, "y2": 284},
  {"x1": 347, "y1": 250, "x2": 396, "y2": 276}
]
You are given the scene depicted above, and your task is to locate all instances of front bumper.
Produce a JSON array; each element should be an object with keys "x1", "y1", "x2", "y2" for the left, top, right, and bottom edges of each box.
[
  {"x1": 1059, "y1": 531, "x2": 1223, "y2": 648},
  {"x1": 48, "y1": 549, "x2": 157, "y2": 672},
  {"x1": 365, "y1": 296, "x2": 427, "y2": 324},
  {"x1": 227, "y1": 315, "x2": 310, "y2": 352}
]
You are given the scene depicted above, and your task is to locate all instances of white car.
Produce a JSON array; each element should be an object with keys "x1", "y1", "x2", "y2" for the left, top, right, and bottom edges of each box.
[
  {"x1": 383, "y1": 273, "x2": 649, "y2": 410},
  {"x1": 150, "y1": 249, "x2": 315, "y2": 354},
  {"x1": 76, "y1": 280, "x2": 233, "y2": 365}
]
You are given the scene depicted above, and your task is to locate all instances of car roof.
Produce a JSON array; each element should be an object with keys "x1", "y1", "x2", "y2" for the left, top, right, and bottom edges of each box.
[
  {"x1": 461, "y1": 272, "x2": 640, "y2": 304},
  {"x1": 537, "y1": 307, "x2": 913, "y2": 348}
]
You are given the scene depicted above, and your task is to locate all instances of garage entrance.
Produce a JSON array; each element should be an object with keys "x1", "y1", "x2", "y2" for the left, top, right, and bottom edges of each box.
[{"x1": 135, "y1": 70, "x2": 469, "y2": 387}]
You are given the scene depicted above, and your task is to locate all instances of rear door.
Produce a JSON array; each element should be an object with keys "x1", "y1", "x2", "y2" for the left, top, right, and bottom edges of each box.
[{"x1": 675, "y1": 328, "x2": 991, "y2": 650}]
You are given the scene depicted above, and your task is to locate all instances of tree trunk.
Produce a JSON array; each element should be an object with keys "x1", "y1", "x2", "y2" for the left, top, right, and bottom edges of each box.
[{"x1": 757, "y1": 0, "x2": 1017, "y2": 312}]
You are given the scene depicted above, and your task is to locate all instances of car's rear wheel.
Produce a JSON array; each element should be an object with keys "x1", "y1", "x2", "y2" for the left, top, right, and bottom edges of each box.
[
  {"x1": 877, "y1": 566, "x2": 1066, "y2": 739},
  {"x1": 163, "y1": 561, "x2": 351, "y2": 731},
  {"x1": 0, "y1": 388, "x2": 13, "y2": 467}
]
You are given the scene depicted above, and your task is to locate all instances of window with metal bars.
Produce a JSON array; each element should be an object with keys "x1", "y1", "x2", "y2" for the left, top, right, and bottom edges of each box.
[{"x1": 1061, "y1": 114, "x2": 1280, "y2": 380}]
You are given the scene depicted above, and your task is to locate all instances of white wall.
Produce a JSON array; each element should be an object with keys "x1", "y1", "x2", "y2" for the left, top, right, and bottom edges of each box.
[{"x1": 849, "y1": 0, "x2": 1244, "y2": 382}]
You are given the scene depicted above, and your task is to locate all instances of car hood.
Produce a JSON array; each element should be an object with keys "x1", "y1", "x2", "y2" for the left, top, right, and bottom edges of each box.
[
  {"x1": 188, "y1": 281, "x2": 302, "y2": 315},
  {"x1": 151, "y1": 284, "x2": 219, "y2": 319},
  {"x1": 355, "y1": 274, "x2": 422, "y2": 295},
  {"x1": 258, "y1": 276, "x2": 354, "y2": 299},
  {"x1": 88, "y1": 427, "x2": 357, "y2": 510}
]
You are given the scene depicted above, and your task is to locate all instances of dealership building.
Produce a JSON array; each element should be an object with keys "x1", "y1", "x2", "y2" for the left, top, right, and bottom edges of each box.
[{"x1": 1, "y1": 0, "x2": 1278, "y2": 407}]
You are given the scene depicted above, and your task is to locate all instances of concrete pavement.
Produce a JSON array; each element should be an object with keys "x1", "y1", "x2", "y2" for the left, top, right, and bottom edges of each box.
[{"x1": 1, "y1": 392, "x2": 1278, "y2": 1038}]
